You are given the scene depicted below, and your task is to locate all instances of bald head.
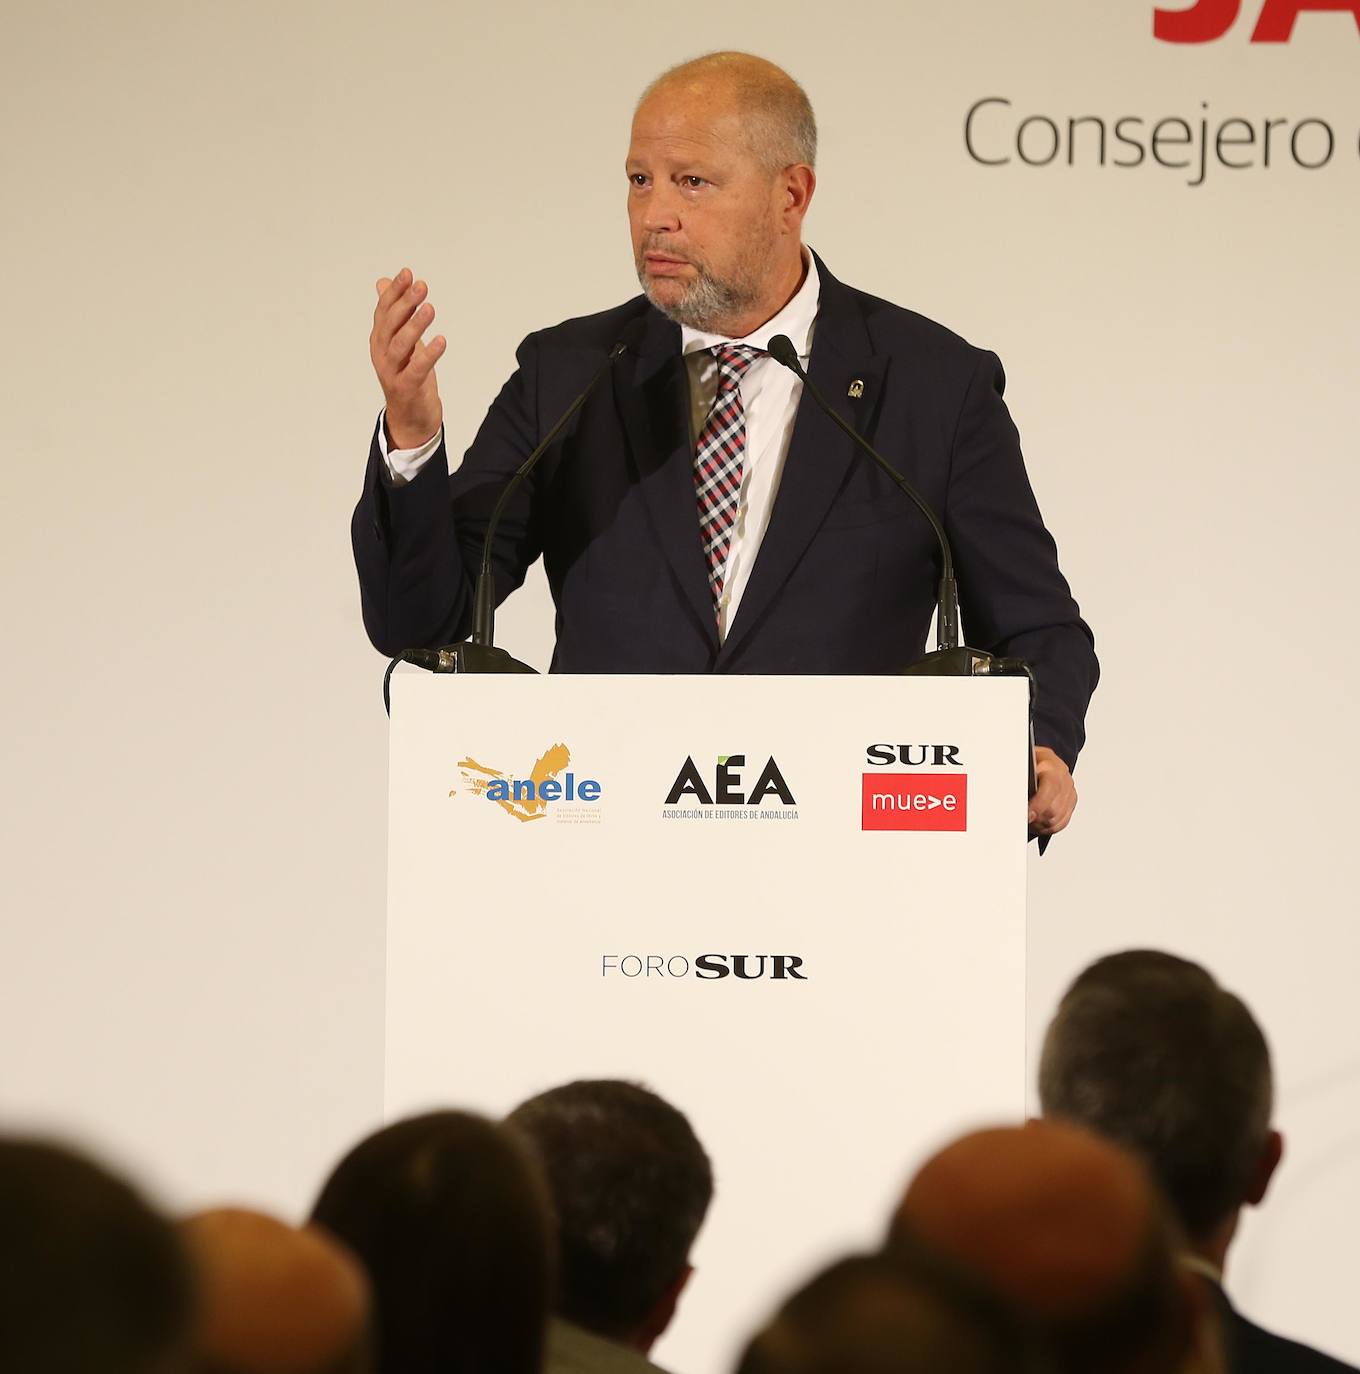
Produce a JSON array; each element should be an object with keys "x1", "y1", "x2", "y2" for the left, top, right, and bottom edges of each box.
[
  {"x1": 638, "y1": 52, "x2": 816, "y2": 172},
  {"x1": 182, "y1": 1209, "x2": 370, "y2": 1374},
  {"x1": 627, "y1": 53, "x2": 816, "y2": 336},
  {"x1": 890, "y1": 1123, "x2": 1198, "y2": 1374}
]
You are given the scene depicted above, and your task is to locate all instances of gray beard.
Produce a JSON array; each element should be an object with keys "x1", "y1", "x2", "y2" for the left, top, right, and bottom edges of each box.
[{"x1": 637, "y1": 262, "x2": 761, "y2": 334}]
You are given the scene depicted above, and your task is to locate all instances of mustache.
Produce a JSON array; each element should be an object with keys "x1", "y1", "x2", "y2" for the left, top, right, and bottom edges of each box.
[{"x1": 641, "y1": 240, "x2": 699, "y2": 265}]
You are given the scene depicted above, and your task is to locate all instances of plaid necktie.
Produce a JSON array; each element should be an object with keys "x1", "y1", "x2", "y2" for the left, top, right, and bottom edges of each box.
[{"x1": 693, "y1": 343, "x2": 763, "y2": 617}]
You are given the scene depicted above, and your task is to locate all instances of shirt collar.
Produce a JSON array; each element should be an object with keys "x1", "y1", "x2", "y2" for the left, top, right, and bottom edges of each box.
[
  {"x1": 1179, "y1": 1254, "x2": 1224, "y2": 1285},
  {"x1": 681, "y1": 248, "x2": 820, "y2": 362}
]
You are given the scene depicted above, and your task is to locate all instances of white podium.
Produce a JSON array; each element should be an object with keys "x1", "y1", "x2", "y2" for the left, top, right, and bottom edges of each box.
[{"x1": 386, "y1": 674, "x2": 1029, "y2": 1374}]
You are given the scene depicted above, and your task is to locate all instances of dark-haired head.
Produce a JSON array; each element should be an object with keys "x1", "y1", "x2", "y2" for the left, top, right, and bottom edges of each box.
[
  {"x1": 1039, "y1": 949, "x2": 1280, "y2": 1250},
  {"x1": 735, "y1": 1248, "x2": 1051, "y2": 1374},
  {"x1": 506, "y1": 1079, "x2": 712, "y2": 1352},
  {"x1": 310, "y1": 1110, "x2": 553, "y2": 1374},
  {"x1": 0, "y1": 1135, "x2": 193, "y2": 1374}
]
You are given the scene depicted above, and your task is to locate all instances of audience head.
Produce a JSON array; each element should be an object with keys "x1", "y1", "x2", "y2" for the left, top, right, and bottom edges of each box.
[
  {"x1": 506, "y1": 1079, "x2": 713, "y2": 1352},
  {"x1": 1038, "y1": 949, "x2": 1281, "y2": 1262},
  {"x1": 180, "y1": 1208, "x2": 370, "y2": 1374},
  {"x1": 0, "y1": 1135, "x2": 193, "y2": 1374},
  {"x1": 889, "y1": 1122, "x2": 1213, "y2": 1374},
  {"x1": 735, "y1": 1249, "x2": 1049, "y2": 1374},
  {"x1": 309, "y1": 1110, "x2": 553, "y2": 1374}
]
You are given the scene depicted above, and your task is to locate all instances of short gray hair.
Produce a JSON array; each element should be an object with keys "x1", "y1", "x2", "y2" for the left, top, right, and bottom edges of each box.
[
  {"x1": 639, "y1": 51, "x2": 817, "y2": 171},
  {"x1": 1038, "y1": 950, "x2": 1273, "y2": 1238}
]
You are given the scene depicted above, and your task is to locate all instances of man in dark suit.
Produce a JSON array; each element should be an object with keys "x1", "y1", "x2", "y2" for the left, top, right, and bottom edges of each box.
[
  {"x1": 353, "y1": 52, "x2": 1098, "y2": 837},
  {"x1": 1039, "y1": 950, "x2": 1359, "y2": 1374}
]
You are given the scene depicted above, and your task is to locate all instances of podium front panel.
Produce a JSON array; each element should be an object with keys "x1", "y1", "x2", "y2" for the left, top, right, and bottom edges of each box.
[{"x1": 386, "y1": 673, "x2": 1027, "y2": 1374}]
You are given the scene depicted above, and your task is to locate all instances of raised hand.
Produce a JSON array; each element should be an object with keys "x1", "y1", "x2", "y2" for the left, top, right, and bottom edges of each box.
[{"x1": 370, "y1": 268, "x2": 447, "y2": 450}]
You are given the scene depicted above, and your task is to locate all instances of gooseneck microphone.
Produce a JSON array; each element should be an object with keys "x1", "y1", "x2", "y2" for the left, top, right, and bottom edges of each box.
[
  {"x1": 767, "y1": 333, "x2": 1037, "y2": 792},
  {"x1": 472, "y1": 315, "x2": 649, "y2": 655},
  {"x1": 768, "y1": 333, "x2": 987, "y2": 678},
  {"x1": 382, "y1": 318, "x2": 646, "y2": 711}
]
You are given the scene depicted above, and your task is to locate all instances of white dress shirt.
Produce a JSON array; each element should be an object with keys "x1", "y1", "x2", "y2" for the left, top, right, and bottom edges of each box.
[{"x1": 378, "y1": 251, "x2": 821, "y2": 643}]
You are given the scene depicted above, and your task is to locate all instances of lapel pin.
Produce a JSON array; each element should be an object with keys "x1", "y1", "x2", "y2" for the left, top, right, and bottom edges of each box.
[{"x1": 847, "y1": 379, "x2": 865, "y2": 399}]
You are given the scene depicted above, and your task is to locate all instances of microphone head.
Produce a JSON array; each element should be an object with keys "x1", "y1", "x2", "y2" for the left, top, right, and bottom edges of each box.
[
  {"x1": 767, "y1": 334, "x2": 802, "y2": 373},
  {"x1": 612, "y1": 316, "x2": 649, "y2": 358}
]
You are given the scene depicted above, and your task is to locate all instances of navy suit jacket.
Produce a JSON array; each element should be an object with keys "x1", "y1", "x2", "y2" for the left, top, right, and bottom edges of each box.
[
  {"x1": 1215, "y1": 1285, "x2": 1358, "y2": 1374},
  {"x1": 353, "y1": 255, "x2": 1098, "y2": 767}
]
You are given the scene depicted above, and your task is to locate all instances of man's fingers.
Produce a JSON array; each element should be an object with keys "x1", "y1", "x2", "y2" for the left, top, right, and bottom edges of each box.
[
  {"x1": 1029, "y1": 774, "x2": 1076, "y2": 835},
  {"x1": 1028, "y1": 748, "x2": 1077, "y2": 837},
  {"x1": 387, "y1": 299, "x2": 436, "y2": 372},
  {"x1": 375, "y1": 267, "x2": 410, "y2": 312},
  {"x1": 372, "y1": 269, "x2": 418, "y2": 341},
  {"x1": 376, "y1": 276, "x2": 428, "y2": 354},
  {"x1": 1034, "y1": 808, "x2": 1074, "y2": 837},
  {"x1": 406, "y1": 335, "x2": 447, "y2": 387},
  {"x1": 1028, "y1": 780, "x2": 1055, "y2": 826}
]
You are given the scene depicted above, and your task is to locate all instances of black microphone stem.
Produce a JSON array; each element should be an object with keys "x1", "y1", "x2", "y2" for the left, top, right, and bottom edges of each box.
[
  {"x1": 472, "y1": 339, "x2": 630, "y2": 648},
  {"x1": 767, "y1": 336, "x2": 960, "y2": 652}
]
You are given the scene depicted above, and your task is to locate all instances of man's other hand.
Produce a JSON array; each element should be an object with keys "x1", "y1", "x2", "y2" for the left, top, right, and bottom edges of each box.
[
  {"x1": 371, "y1": 268, "x2": 446, "y2": 450},
  {"x1": 1030, "y1": 747, "x2": 1077, "y2": 839}
]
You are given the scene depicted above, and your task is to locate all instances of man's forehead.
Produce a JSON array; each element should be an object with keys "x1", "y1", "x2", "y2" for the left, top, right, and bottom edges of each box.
[
  {"x1": 628, "y1": 91, "x2": 745, "y2": 161},
  {"x1": 633, "y1": 77, "x2": 747, "y2": 129}
]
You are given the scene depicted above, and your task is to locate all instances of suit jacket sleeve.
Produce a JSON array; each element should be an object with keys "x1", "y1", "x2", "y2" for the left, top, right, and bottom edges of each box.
[
  {"x1": 351, "y1": 335, "x2": 545, "y2": 657},
  {"x1": 944, "y1": 349, "x2": 1099, "y2": 770}
]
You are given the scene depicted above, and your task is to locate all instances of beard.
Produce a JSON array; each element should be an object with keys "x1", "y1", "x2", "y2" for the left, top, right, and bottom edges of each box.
[{"x1": 635, "y1": 229, "x2": 777, "y2": 334}]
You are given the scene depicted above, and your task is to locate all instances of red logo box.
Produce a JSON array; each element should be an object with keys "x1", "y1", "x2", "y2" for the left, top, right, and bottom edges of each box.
[{"x1": 862, "y1": 773, "x2": 968, "y2": 832}]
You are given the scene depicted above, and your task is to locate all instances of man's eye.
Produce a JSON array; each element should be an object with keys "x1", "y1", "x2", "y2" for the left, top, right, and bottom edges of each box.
[
  {"x1": 629, "y1": 174, "x2": 649, "y2": 187},
  {"x1": 681, "y1": 176, "x2": 707, "y2": 189}
]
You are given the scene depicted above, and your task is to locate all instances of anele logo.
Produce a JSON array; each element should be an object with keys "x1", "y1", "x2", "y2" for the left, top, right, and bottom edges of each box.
[
  {"x1": 866, "y1": 744, "x2": 963, "y2": 768},
  {"x1": 1154, "y1": 0, "x2": 1360, "y2": 42},
  {"x1": 451, "y1": 743, "x2": 601, "y2": 825},
  {"x1": 662, "y1": 754, "x2": 798, "y2": 820},
  {"x1": 602, "y1": 954, "x2": 807, "y2": 981},
  {"x1": 862, "y1": 774, "x2": 968, "y2": 832}
]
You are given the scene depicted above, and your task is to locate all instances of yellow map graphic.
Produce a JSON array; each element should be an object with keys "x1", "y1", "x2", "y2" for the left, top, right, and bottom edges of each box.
[{"x1": 450, "y1": 743, "x2": 572, "y2": 823}]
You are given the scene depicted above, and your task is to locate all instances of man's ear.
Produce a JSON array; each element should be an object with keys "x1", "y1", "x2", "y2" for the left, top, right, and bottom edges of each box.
[
  {"x1": 781, "y1": 165, "x2": 816, "y2": 225},
  {"x1": 1244, "y1": 1130, "x2": 1284, "y2": 1207},
  {"x1": 631, "y1": 1264, "x2": 694, "y2": 1353}
]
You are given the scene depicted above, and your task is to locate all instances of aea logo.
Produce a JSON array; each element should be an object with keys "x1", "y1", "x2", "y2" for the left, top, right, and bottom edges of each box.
[
  {"x1": 663, "y1": 755, "x2": 796, "y2": 807},
  {"x1": 1154, "y1": 0, "x2": 1360, "y2": 42}
]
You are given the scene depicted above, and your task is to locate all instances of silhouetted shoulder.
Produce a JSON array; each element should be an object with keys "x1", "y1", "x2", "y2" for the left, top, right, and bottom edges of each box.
[{"x1": 1225, "y1": 1299, "x2": 1359, "y2": 1374}]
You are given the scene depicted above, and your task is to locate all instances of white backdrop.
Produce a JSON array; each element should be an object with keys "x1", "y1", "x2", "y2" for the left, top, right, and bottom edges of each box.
[{"x1": 1, "y1": 0, "x2": 1358, "y2": 1366}]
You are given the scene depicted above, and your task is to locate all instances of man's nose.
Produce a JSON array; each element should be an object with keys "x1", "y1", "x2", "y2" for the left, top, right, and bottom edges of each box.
[{"x1": 641, "y1": 183, "x2": 682, "y2": 235}]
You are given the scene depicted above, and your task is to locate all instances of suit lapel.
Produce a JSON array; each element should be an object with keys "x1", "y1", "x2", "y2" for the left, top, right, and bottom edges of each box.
[
  {"x1": 614, "y1": 308, "x2": 719, "y2": 649},
  {"x1": 719, "y1": 257, "x2": 889, "y2": 663}
]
